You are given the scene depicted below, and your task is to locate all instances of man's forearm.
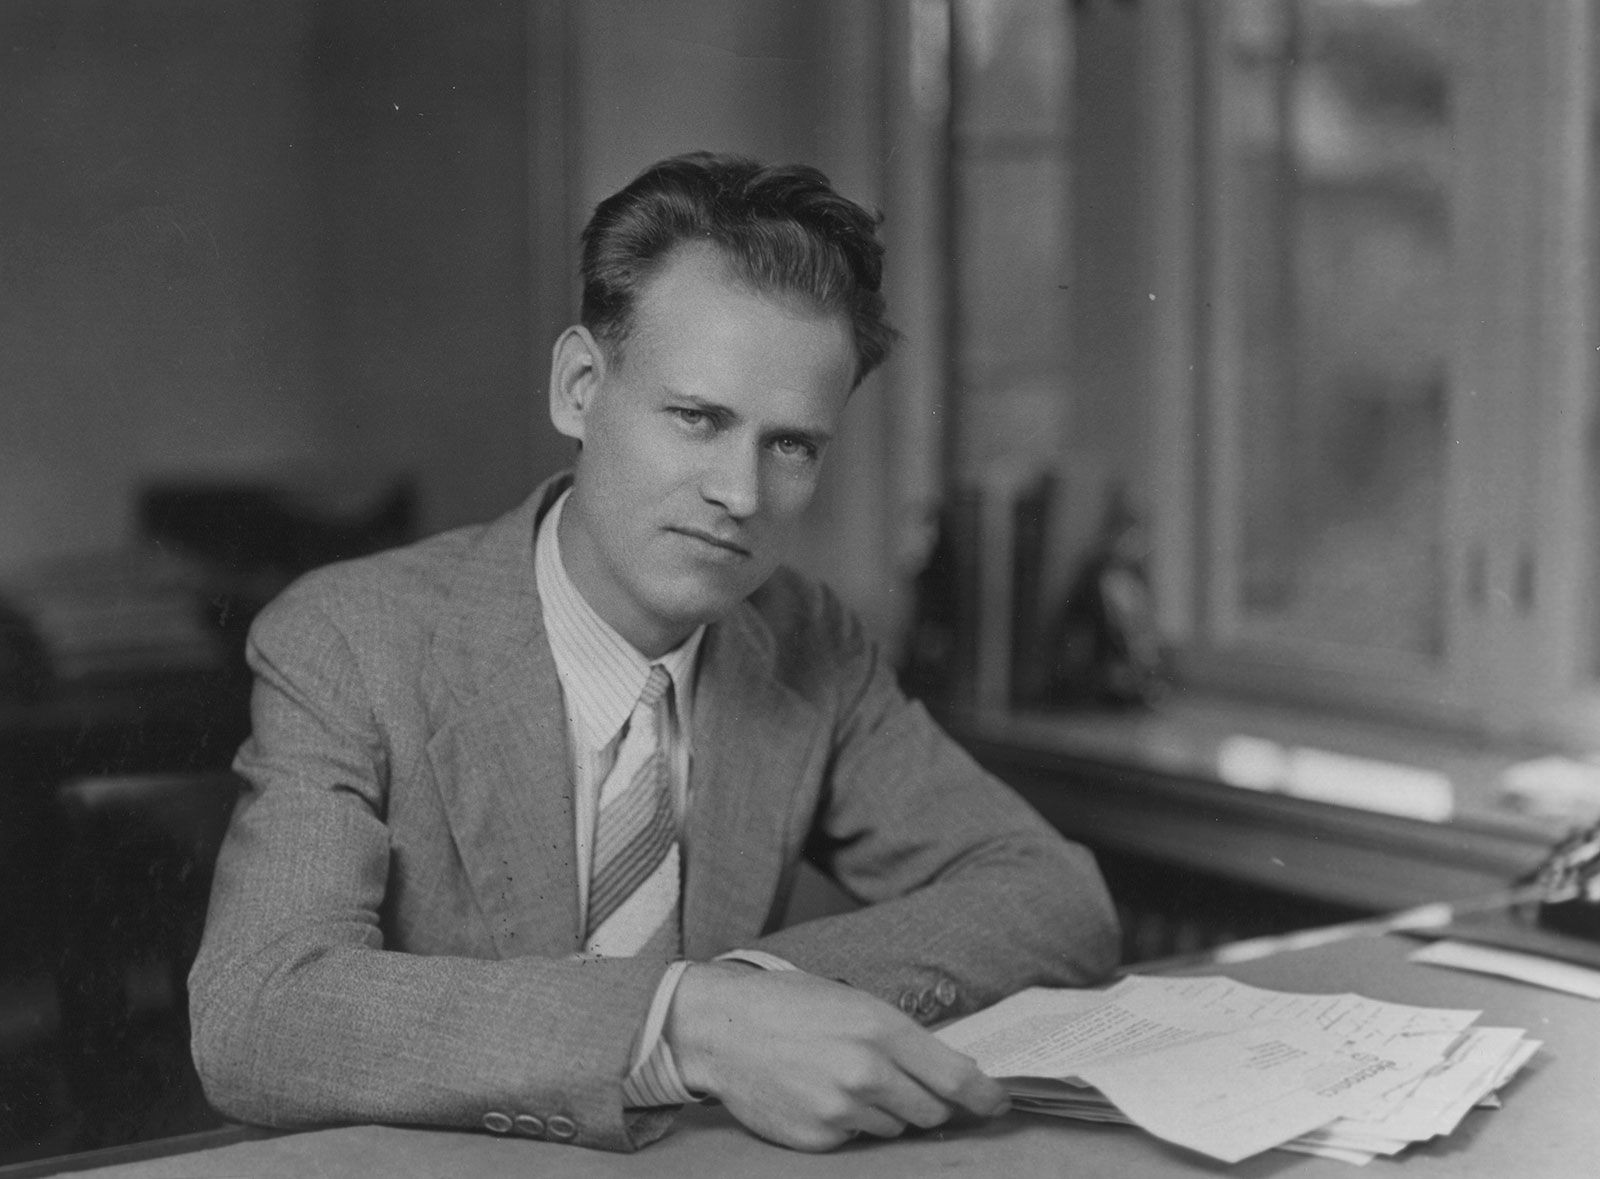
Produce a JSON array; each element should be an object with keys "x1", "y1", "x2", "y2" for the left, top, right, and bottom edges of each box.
[
  {"x1": 191, "y1": 889, "x2": 676, "y2": 1151},
  {"x1": 745, "y1": 838, "x2": 1119, "y2": 1021}
]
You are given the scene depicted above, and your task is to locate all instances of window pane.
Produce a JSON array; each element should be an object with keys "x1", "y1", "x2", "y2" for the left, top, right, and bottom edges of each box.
[
  {"x1": 950, "y1": 0, "x2": 1072, "y2": 468},
  {"x1": 1217, "y1": 0, "x2": 1452, "y2": 659},
  {"x1": 952, "y1": 0, "x2": 1072, "y2": 142},
  {"x1": 955, "y1": 154, "x2": 1071, "y2": 397}
]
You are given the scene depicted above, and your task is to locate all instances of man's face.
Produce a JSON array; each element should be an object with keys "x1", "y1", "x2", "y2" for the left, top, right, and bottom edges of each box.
[{"x1": 551, "y1": 245, "x2": 856, "y2": 657}]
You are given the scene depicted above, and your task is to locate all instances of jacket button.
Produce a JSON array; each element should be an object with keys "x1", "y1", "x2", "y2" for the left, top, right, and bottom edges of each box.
[
  {"x1": 898, "y1": 990, "x2": 918, "y2": 1015},
  {"x1": 482, "y1": 1110, "x2": 513, "y2": 1134},
  {"x1": 512, "y1": 1114, "x2": 545, "y2": 1138},
  {"x1": 545, "y1": 1114, "x2": 577, "y2": 1141},
  {"x1": 935, "y1": 977, "x2": 958, "y2": 1007}
]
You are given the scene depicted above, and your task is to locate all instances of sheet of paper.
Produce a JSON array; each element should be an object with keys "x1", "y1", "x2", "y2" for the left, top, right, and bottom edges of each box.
[
  {"x1": 935, "y1": 985, "x2": 1113, "y2": 1076},
  {"x1": 1409, "y1": 938, "x2": 1600, "y2": 999},
  {"x1": 936, "y1": 981, "x2": 1236, "y2": 1079},
  {"x1": 1110, "y1": 974, "x2": 1480, "y2": 1042},
  {"x1": 1277, "y1": 1138, "x2": 1386, "y2": 1165},
  {"x1": 1078, "y1": 1017, "x2": 1407, "y2": 1163},
  {"x1": 1490, "y1": 1036, "x2": 1541, "y2": 1090},
  {"x1": 1304, "y1": 1027, "x2": 1534, "y2": 1145}
]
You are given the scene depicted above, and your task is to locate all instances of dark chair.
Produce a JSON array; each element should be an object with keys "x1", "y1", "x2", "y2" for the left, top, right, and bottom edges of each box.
[{"x1": 51, "y1": 772, "x2": 240, "y2": 1150}]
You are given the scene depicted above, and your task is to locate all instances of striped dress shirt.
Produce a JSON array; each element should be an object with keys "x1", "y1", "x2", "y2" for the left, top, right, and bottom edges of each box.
[{"x1": 534, "y1": 491, "x2": 791, "y2": 1108}]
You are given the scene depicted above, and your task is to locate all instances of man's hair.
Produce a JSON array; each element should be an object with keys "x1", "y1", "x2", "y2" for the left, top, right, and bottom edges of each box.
[{"x1": 579, "y1": 151, "x2": 897, "y2": 387}]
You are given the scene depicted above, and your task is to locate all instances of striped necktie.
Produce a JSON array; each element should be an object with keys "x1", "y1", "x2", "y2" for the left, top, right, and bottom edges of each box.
[{"x1": 584, "y1": 665, "x2": 680, "y2": 957}]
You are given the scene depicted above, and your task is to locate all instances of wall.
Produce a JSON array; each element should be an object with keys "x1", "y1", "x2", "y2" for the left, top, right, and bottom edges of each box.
[
  {"x1": 307, "y1": 0, "x2": 545, "y2": 535},
  {"x1": 569, "y1": 1, "x2": 835, "y2": 212},
  {"x1": 0, "y1": 1, "x2": 327, "y2": 573},
  {"x1": 0, "y1": 0, "x2": 542, "y2": 575}
]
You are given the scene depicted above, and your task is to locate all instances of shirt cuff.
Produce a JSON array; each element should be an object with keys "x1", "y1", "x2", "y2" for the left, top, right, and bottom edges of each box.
[
  {"x1": 621, "y1": 951, "x2": 801, "y2": 1108},
  {"x1": 622, "y1": 960, "x2": 698, "y2": 1108},
  {"x1": 715, "y1": 948, "x2": 799, "y2": 972}
]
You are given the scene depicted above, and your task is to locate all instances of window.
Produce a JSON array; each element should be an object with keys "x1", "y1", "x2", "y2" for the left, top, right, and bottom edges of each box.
[{"x1": 1148, "y1": 0, "x2": 1600, "y2": 747}]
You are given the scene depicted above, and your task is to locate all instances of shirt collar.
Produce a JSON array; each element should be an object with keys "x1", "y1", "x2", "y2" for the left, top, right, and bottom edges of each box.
[{"x1": 534, "y1": 489, "x2": 704, "y2": 751}]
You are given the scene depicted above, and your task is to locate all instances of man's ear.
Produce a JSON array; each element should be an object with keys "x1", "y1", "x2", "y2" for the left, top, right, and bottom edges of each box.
[{"x1": 549, "y1": 326, "x2": 606, "y2": 442}]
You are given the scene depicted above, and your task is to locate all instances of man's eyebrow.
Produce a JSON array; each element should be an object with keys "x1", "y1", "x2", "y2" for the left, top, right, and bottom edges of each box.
[
  {"x1": 777, "y1": 423, "x2": 834, "y2": 448},
  {"x1": 666, "y1": 389, "x2": 833, "y2": 446},
  {"x1": 667, "y1": 390, "x2": 734, "y2": 417}
]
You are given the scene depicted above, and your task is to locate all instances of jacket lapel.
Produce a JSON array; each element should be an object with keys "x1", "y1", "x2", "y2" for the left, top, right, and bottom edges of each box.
[
  {"x1": 422, "y1": 477, "x2": 582, "y2": 959},
  {"x1": 682, "y1": 601, "x2": 825, "y2": 957}
]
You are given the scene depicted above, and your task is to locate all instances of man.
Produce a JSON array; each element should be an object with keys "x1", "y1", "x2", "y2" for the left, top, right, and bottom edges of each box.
[{"x1": 189, "y1": 152, "x2": 1118, "y2": 1154}]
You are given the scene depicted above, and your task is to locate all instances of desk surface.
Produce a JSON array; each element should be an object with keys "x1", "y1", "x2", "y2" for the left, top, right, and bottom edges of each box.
[{"x1": 51, "y1": 934, "x2": 1599, "y2": 1179}]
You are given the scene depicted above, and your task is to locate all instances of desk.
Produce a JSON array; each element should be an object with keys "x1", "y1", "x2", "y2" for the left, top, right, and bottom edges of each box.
[{"x1": 42, "y1": 934, "x2": 1599, "y2": 1178}]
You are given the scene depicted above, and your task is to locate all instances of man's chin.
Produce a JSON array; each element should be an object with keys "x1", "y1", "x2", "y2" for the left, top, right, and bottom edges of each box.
[{"x1": 652, "y1": 572, "x2": 771, "y2": 631}]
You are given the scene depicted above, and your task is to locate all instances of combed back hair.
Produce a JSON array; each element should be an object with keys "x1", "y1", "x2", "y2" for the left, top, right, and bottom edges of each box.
[{"x1": 579, "y1": 151, "x2": 898, "y2": 387}]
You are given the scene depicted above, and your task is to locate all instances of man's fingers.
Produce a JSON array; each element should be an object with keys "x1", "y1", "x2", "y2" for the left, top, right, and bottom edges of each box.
[
  {"x1": 950, "y1": 1067, "x2": 1010, "y2": 1117},
  {"x1": 849, "y1": 1106, "x2": 909, "y2": 1140},
  {"x1": 867, "y1": 1071, "x2": 959, "y2": 1130},
  {"x1": 890, "y1": 1031, "x2": 1010, "y2": 1117}
]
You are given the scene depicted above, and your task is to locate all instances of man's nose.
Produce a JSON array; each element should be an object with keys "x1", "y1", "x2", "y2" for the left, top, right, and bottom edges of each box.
[{"x1": 701, "y1": 442, "x2": 761, "y2": 518}]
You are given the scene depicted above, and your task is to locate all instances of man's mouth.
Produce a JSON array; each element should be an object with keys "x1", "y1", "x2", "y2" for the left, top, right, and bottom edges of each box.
[{"x1": 670, "y1": 525, "x2": 751, "y2": 557}]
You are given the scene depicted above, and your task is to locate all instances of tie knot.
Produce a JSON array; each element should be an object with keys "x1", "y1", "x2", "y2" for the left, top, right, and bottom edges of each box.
[{"x1": 637, "y1": 664, "x2": 670, "y2": 711}]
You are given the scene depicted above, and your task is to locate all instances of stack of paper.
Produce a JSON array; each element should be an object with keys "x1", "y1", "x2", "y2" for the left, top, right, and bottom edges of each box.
[{"x1": 937, "y1": 975, "x2": 1537, "y2": 1165}]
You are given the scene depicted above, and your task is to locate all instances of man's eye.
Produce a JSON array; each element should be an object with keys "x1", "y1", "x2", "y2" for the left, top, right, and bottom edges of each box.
[
  {"x1": 772, "y1": 436, "x2": 819, "y2": 461},
  {"x1": 672, "y1": 408, "x2": 710, "y2": 429}
]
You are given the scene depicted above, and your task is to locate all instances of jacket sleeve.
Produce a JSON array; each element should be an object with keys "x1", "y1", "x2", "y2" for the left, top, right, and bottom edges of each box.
[
  {"x1": 187, "y1": 588, "x2": 674, "y2": 1152},
  {"x1": 740, "y1": 588, "x2": 1120, "y2": 1022}
]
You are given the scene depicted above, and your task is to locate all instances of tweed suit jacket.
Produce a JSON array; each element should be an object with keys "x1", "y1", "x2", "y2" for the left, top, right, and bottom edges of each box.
[{"x1": 188, "y1": 474, "x2": 1119, "y2": 1152}]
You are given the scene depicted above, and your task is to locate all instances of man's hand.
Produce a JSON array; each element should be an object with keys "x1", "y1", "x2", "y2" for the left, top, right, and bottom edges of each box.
[{"x1": 664, "y1": 962, "x2": 1009, "y2": 1152}]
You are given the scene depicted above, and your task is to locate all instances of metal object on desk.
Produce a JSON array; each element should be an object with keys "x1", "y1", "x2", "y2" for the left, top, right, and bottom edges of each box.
[{"x1": 1530, "y1": 818, "x2": 1600, "y2": 940}]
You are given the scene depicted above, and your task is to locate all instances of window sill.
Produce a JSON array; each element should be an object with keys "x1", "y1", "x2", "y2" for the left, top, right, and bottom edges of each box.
[{"x1": 939, "y1": 690, "x2": 1571, "y2": 914}]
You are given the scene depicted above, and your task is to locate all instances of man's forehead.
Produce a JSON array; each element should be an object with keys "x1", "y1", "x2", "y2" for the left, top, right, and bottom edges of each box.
[
  {"x1": 632, "y1": 244, "x2": 845, "y2": 336},
  {"x1": 609, "y1": 266, "x2": 847, "y2": 393}
]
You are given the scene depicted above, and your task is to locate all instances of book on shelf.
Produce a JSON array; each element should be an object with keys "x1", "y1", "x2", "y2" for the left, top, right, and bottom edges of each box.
[{"x1": 924, "y1": 457, "x2": 1117, "y2": 712}]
